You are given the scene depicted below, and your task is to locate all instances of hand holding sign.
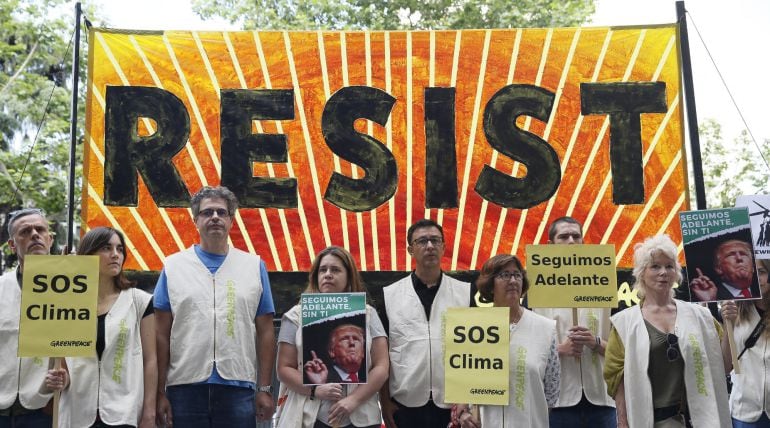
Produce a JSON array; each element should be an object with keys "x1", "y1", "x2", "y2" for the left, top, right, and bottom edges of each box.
[
  {"x1": 690, "y1": 268, "x2": 718, "y2": 302},
  {"x1": 44, "y1": 368, "x2": 68, "y2": 392},
  {"x1": 304, "y1": 350, "x2": 329, "y2": 384},
  {"x1": 315, "y1": 383, "x2": 343, "y2": 401},
  {"x1": 568, "y1": 326, "x2": 597, "y2": 350},
  {"x1": 720, "y1": 300, "x2": 738, "y2": 322},
  {"x1": 458, "y1": 409, "x2": 481, "y2": 428},
  {"x1": 719, "y1": 299, "x2": 742, "y2": 374},
  {"x1": 558, "y1": 336, "x2": 582, "y2": 357}
]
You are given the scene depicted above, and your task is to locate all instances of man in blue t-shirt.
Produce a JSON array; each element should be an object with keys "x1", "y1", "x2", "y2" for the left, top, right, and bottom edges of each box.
[{"x1": 155, "y1": 186, "x2": 276, "y2": 428}]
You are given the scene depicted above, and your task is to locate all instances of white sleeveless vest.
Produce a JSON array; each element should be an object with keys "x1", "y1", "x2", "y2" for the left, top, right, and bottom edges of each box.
[
  {"x1": 729, "y1": 305, "x2": 770, "y2": 422},
  {"x1": 0, "y1": 271, "x2": 51, "y2": 410},
  {"x1": 165, "y1": 246, "x2": 263, "y2": 385},
  {"x1": 610, "y1": 301, "x2": 730, "y2": 428},
  {"x1": 534, "y1": 307, "x2": 615, "y2": 408},
  {"x1": 275, "y1": 304, "x2": 382, "y2": 428},
  {"x1": 480, "y1": 309, "x2": 556, "y2": 428},
  {"x1": 59, "y1": 288, "x2": 152, "y2": 427},
  {"x1": 384, "y1": 274, "x2": 470, "y2": 408}
]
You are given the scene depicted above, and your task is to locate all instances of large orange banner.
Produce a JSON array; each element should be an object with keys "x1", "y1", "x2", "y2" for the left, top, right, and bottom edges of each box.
[{"x1": 83, "y1": 25, "x2": 688, "y2": 272}]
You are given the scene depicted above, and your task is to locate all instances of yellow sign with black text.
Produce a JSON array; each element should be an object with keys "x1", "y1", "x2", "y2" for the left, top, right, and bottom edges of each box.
[
  {"x1": 18, "y1": 255, "x2": 99, "y2": 357},
  {"x1": 444, "y1": 307, "x2": 509, "y2": 405},
  {"x1": 526, "y1": 244, "x2": 618, "y2": 308}
]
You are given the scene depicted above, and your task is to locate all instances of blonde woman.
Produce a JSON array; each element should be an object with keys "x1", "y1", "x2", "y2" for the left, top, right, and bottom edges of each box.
[{"x1": 604, "y1": 235, "x2": 730, "y2": 428}]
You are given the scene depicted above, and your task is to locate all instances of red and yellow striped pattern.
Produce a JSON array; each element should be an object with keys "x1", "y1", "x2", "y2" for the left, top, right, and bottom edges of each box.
[{"x1": 83, "y1": 26, "x2": 688, "y2": 272}]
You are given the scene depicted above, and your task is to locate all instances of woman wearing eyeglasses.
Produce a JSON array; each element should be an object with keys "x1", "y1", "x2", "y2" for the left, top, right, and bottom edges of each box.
[
  {"x1": 604, "y1": 235, "x2": 730, "y2": 428},
  {"x1": 456, "y1": 254, "x2": 560, "y2": 428},
  {"x1": 720, "y1": 258, "x2": 770, "y2": 427},
  {"x1": 274, "y1": 246, "x2": 388, "y2": 428},
  {"x1": 44, "y1": 227, "x2": 157, "y2": 427}
]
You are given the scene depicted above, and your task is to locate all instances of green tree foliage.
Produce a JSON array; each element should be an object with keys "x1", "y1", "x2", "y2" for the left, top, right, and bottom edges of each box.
[
  {"x1": 192, "y1": 0, "x2": 596, "y2": 30},
  {"x1": 0, "y1": 0, "x2": 90, "y2": 265},
  {"x1": 699, "y1": 119, "x2": 770, "y2": 208}
]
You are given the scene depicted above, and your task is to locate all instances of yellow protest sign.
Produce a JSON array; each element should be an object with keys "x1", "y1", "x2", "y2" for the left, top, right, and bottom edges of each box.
[
  {"x1": 18, "y1": 255, "x2": 99, "y2": 357},
  {"x1": 526, "y1": 244, "x2": 618, "y2": 308},
  {"x1": 444, "y1": 307, "x2": 509, "y2": 405}
]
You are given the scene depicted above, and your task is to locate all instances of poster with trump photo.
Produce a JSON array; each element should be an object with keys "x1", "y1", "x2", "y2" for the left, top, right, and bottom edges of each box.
[
  {"x1": 736, "y1": 195, "x2": 770, "y2": 260},
  {"x1": 301, "y1": 293, "x2": 367, "y2": 384},
  {"x1": 679, "y1": 207, "x2": 761, "y2": 303}
]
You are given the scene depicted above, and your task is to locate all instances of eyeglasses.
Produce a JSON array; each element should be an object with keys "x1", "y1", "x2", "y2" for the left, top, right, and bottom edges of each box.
[
  {"x1": 412, "y1": 236, "x2": 444, "y2": 247},
  {"x1": 496, "y1": 271, "x2": 523, "y2": 281},
  {"x1": 666, "y1": 333, "x2": 680, "y2": 362},
  {"x1": 198, "y1": 208, "x2": 230, "y2": 218}
]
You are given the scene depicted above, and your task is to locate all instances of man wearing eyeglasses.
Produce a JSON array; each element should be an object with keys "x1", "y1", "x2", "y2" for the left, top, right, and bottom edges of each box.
[
  {"x1": 154, "y1": 186, "x2": 276, "y2": 427},
  {"x1": 378, "y1": 219, "x2": 472, "y2": 428},
  {"x1": 0, "y1": 208, "x2": 54, "y2": 427},
  {"x1": 533, "y1": 217, "x2": 617, "y2": 428}
]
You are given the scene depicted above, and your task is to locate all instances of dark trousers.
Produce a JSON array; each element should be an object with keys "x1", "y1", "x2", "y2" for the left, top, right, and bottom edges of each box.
[
  {"x1": 90, "y1": 422, "x2": 133, "y2": 428},
  {"x1": 313, "y1": 421, "x2": 380, "y2": 428},
  {"x1": 166, "y1": 384, "x2": 256, "y2": 428},
  {"x1": 0, "y1": 409, "x2": 51, "y2": 428},
  {"x1": 549, "y1": 395, "x2": 616, "y2": 428},
  {"x1": 392, "y1": 399, "x2": 451, "y2": 428}
]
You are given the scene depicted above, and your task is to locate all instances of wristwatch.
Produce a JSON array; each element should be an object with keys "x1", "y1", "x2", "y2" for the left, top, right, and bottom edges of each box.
[
  {"x1": 309, "y1": 385, "x2": 317, "y2": 400},
  {"x1": 257, "y1": 385, "x2": 273, "y2": 395}
]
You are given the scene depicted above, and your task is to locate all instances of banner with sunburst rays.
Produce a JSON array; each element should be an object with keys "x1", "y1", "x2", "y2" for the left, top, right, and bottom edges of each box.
[{"x1": 83, "y1": 25, "x2": 689, "y2": 273}]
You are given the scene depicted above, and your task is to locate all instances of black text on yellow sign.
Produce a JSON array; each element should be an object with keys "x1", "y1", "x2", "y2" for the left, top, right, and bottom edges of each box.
[
  {"x1": 444, "y1": 307, "x2": 509, "y2": 405},
  {"x1": 18, "y1": 255, "x2": 99, "y2": 357},
  {"x1": 526, "y1": 244, "x2": 618, "y2": 308}
]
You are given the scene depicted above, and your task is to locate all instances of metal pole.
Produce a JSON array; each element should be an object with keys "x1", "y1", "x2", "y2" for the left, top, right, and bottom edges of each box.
[
  {"x1": 66, "y1": 2, "x2": 82, "y2": 252},
  {"x1": 676, "y1": 1, "x2": 707, "y2": 209}
]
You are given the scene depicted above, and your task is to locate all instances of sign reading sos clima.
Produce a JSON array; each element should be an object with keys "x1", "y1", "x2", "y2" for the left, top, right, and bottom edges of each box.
[{"x1": 18, "y1": 255, "x2": 99, "y2": 357}]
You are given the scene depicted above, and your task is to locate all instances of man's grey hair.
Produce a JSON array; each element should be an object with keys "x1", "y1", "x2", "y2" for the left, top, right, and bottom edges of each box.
[
  {"x1": 7, "y1": 208, "x2": 46, "y2": 236},
  {"x1": 190, "y1": 186, "x2": 239, "y2": 217}
]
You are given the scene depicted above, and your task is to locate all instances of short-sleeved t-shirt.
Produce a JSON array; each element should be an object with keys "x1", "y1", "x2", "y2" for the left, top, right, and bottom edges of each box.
[{"x1": 154, "y1": 245, "x2": 275, "y2": 388}]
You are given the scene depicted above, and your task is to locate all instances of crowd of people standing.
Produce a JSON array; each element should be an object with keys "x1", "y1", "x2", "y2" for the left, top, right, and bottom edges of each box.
[{"x1": 1, "y1": 187, "x2": 768, "y2": 427}]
